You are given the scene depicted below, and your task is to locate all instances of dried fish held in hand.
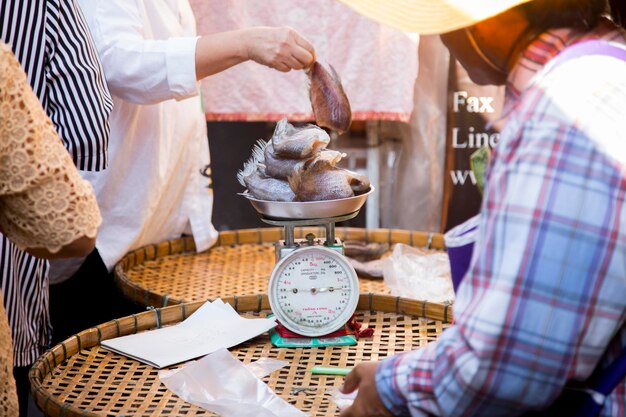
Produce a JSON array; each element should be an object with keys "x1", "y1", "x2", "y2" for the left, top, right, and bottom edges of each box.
[{"x1": 308, "y1": 62, "x2": 352, "y2": 134}]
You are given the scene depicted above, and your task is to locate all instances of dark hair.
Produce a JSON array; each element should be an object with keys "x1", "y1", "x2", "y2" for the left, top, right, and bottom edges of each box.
[
  {"x1": 519, "y1": 0, "x2": 625, "y2": 31},
  {"x1": 609, "y1": 0, "x2": 625, "y2": 28}
]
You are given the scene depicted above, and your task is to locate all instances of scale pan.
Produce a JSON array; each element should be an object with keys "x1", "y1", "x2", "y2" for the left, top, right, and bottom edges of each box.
[{"x1": 245, "y1": 186, "x2": 374, "y2": 220}]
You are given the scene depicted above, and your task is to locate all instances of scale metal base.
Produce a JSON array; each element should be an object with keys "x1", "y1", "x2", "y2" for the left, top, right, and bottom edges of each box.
[{"x1": 259, "y1": 212, "x2": 359, "y2": 263}]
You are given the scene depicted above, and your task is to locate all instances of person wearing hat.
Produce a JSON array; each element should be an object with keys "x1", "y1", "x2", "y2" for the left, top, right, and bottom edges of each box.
[{"x1": 337, "y1": 0, "x2": 626, "y2": 416}]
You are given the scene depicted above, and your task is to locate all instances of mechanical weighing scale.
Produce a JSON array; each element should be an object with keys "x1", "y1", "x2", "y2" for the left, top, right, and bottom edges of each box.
[{"x1": 246, "y1": 187, "x2": 375, "y2": 348}]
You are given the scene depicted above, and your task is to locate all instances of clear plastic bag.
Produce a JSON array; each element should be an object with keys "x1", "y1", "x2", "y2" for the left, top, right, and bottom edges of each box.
[
  {"x1": 329, "y1": 388, "x2": 358, "y2": 412},
  {"x1": 159, "y1": 348, "x2": 305, "y2": 417},
  {"x1": 382, "y1": 243, "x2": 454, "y2": 302}
]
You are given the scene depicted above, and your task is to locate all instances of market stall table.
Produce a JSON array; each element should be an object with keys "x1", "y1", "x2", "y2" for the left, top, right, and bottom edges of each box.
[
  {"x1": 30, "y1": 294, "x2": 453, "y2": 417},
  {"x1": 114, "y1": 227, "x2": 446, "y2": 308}
]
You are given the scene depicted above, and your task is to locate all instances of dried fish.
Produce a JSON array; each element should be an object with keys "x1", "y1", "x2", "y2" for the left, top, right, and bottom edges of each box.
[
  {"x1": 264, "y1": 141, "x2": 315, "y2": 179},
  {"x1": 344, "y1": 241, "x2": 390, "y2": 261},
  {"x1": 316, "y1": 149, "x2": 346, "y2": 166},
  {"x1": 271, "y1": 118, "x2": 330, "y2": 159},
  {"x1": 307, "y1": 62, "x2": 352, "y2": 134},
  {"x1": 237, "y1": 143, "x2": 295, "y2": 202},
  {"x1": 238, "y1": 119, "x2": 370, "y2": 203},
  {"x1": 288, "y1": 157, "x2": 354, "y2": 202},
  {"x1": 265, "y1": 140, "x2": 346, "y2": 180},
  {"x1": 344, "y1": 169, "x2": 371, "y2": 194},
  {"x1": 347, "y1": 257, "x2": 385, "y2": 279},
  {"x1": 241, "y1": 169, "x2": 295, "y2": 202}
]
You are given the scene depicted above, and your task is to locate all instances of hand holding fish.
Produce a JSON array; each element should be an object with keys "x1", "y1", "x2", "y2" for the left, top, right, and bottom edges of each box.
[
  {"x1": 194, "y1": 27, "x2": 314, "y2": 79},
  {"x1": 244, "y1": 26, "x2": 315, "y2": 72}
]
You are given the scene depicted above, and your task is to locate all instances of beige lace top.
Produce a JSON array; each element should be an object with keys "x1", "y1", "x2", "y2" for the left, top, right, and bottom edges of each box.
[
  {"x1": 0, "y1": 42, "x2": 102, "y2": 413},
  {"x1": 0, "y1": 43, "x2": 101, "y2": 252},
  {"x1": 0, "y1": 293, "x2": 17, "y2": 416}
]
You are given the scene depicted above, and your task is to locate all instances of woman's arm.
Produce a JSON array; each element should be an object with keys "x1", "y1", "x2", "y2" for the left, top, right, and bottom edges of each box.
[
  {"x1": 79, "y1": 0, "x2": 314, "y2": 104},
  {"x1": 194, "y1": 26, "x2": 314, "y2": 79},
  {"x1": 0, "y1": 44, "x2": 102, "y2": 258},
  {"x1": 24, "y1": 236, "x2": 96, "y2": 260}
]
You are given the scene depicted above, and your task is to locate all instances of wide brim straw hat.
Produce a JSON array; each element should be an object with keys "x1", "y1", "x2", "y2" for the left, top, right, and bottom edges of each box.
[{"x1": 338, "y1": 0, "x2": 533, "y2": 35}]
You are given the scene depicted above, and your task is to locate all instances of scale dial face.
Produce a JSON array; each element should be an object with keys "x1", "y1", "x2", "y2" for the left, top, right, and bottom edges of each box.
[{"x1": 268, "y1": 246, "x2": 359, "y2": 337}]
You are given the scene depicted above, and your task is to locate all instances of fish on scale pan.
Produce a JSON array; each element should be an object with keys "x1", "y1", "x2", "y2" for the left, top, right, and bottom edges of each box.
[
  {"x1": 265, "y1": 140, "x2": 345, "y2": 180},
  {"x1": 270, "y1": 118, "x2": 330, "y2": 159},
  {"x1": 288, "y1": 154, "x2": 368, "y2": 202},
  {"x1": 238, "y1": 118, "x2": 370, "y2": 202},
  {"x1": 237, "y1": 142, "x2": 295, "y2": 202}
]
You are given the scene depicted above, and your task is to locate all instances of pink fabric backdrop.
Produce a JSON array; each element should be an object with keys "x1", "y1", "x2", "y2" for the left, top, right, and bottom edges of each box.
[{"x1": 189, "y1": 0, "x2": 419, "y2": 122}]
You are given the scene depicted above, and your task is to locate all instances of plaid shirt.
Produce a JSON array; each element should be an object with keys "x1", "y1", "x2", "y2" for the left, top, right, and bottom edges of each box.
[{"x1": 376, "y1": 22, "x2": 626, "y2": 417}]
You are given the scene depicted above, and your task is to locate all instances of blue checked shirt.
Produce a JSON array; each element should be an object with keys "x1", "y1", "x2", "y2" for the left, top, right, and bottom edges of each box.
[{"x1": 376, "y1": 21, "x2": 626, "y2": 417}]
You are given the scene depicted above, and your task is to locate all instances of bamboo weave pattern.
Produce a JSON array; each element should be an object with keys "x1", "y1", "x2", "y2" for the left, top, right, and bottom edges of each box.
[{"x1": 115, "y1": 227, "x2": 445, "y2": 307}]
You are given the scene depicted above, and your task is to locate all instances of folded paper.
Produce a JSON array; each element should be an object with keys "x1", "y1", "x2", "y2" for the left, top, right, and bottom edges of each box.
[{"x1": 101, "y1": 299, "x2": 277, "y2": 368}]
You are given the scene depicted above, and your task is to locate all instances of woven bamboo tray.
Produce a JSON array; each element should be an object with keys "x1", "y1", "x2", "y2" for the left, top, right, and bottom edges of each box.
[
  {"x1": 30, "y1": 294, "x2": 452, "y2": 417},
  {"x1": 114, "y1": 227, "x2": 445, "y2": 308}
]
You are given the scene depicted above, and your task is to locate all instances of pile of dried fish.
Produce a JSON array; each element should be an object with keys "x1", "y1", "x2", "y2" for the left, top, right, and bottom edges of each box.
[
  {"x1": 238, "y1": 60, "x2": 366, "y2": 202},
  {"x1": 238, "y1": 119, "x2": 370, "y2": 202}
]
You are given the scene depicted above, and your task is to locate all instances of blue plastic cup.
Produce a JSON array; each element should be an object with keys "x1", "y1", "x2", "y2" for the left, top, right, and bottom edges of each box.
[{"x1": 444, "y1": 215, "x2": 479, "y2": 292}]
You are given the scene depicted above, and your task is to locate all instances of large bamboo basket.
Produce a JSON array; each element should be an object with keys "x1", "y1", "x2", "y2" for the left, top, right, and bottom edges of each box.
[
  {"x1": 30, "y1": 294, "x2": 453, "y2": 417},
  {"x1": 114, "y1": 227, "x2": 445, "y2": 308}
]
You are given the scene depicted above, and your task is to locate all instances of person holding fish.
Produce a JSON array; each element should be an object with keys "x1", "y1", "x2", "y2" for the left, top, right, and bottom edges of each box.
[
  {"x1": 335, "y1": 0, "x2": 626, "y2": 416},
  {"x1": 48, "y1": 0, "x2": 317, "y2": 343}
]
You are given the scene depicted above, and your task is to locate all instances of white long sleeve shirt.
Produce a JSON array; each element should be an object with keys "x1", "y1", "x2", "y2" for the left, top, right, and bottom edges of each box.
[{"x1": 76, "y1": 0, "x2": 218, "y2": 271}]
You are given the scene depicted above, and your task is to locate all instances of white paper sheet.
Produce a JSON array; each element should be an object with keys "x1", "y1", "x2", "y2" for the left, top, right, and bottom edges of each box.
[{"x1": 101, "y1": 299, "x2": 277, "y2": 368}]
